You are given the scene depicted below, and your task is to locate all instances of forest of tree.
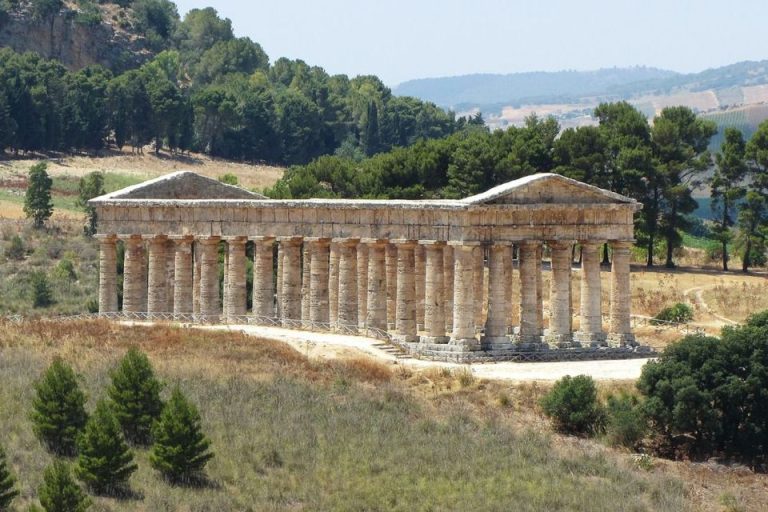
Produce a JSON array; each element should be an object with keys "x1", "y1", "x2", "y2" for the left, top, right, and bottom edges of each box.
[{"x1": 0, "y1": 2, "x2": 459, "y2": 165}]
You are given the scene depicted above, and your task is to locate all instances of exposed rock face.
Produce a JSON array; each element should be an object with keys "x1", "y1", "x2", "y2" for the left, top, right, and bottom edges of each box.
[{"x1": 0, "y1": 7, "x2": 153, "y2": 72}]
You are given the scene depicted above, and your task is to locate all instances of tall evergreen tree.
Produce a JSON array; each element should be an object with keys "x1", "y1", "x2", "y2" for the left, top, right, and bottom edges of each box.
[
  {"x1": 107, "y1": 347, "x2": 164, "y2": 445},
  {"x1": 150, "y1": 388, "x2": 213, "y2": 484},
  {"x1": 24, "y1": 162, "x2": 53, "y2": 229},
  {"x1": 711, "y1": 128, "x2": 747, "y2": 270},
  {"x1": 38, "y1": 461, "x2": 90, "y2": 512},
  {"x1": 30, "y1": 358, "x2": 88, "y2": 456},
  {"x1": 76, "y1": 172, "x2": 105, "y2": 237},
  {"x1": 75, "y1": 400, "x2": 137, "y2": 495},
  {"x1": 0, "y1": 443, "x2": 18, "y2": 511}
]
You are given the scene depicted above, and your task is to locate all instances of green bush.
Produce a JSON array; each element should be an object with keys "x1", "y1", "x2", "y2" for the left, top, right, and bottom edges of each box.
[
  {"x1": 605, "y1": 393, "x2": 647, "y2": 448},
  {"x1": 217, "y1": 173, "x2": 238, "y2": 185},
  {"x1": 0, "y1": 443, "x2": 18, "y2": 511},
  {"x1": 30, "y1": 358, "x2": 88, "y2": 456},
  {"x1": 540, "y1": 375, "x2": 605, "y2": 436},
  {"x1": 150, "y1": 387, "x2": 214, "y2": 484},
  {"x1": 38, "y1": 461, "x2": 91, "y2": 512},
  {"x1": 107, "y1": 348, "x2": 164, "y2": 445},
  {"x1": 651, "y1": 302, "x2": 693, "y2": 325},
  {"x1": 75, "y1": 400, "x2": 137, "y2": 495},
  {"x1": 6, "y1": 235, "x2": 24, "y2": 260},
  {"x1": 30, "y1": 271, "x2": 54, "y2": 308}
]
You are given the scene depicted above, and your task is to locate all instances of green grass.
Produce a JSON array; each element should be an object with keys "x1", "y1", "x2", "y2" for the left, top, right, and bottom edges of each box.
[
  {"x1": 0, "y1": 329, "x2": 686, "y2": 511},
  {"x1": 681, "y1": 232, "x2": 714, "y2": 250}
]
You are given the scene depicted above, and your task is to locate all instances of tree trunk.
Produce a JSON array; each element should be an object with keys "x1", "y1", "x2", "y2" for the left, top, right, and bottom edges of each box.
[
  {"x1": 743, "y1": 239, "x2": 752, "y2": 273},
  {"x1": 722, "y1": 240, "x2": 728, "y2": 271},
  {"x1": 665, "y1": 237, "x2": 675, "y2": 268},
  {"x1": 646, "y1": 235, "x2": 654, "y2": 267}
]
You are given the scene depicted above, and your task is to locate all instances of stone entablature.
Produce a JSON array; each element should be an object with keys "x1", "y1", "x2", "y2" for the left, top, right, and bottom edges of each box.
[{"x1": 91, "y1": 171, "x2": 644, "y2": 361}]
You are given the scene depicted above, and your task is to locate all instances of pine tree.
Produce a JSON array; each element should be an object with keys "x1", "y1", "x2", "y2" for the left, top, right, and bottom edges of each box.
[
  {"x1": 150, "y1": 388, "x2": 214, "y2": 484},
  {"x1": 30, "y1": 358, "x2": 88, "y2": 456},
  {"x1": 0, "y1": 444, "x2": 19, "y2": 511},
  {"x1": 107, "y1": 348, "x2": 164, "y2": 445},
  {"x1": 38, "y1": 461, "x2": 90, "y2": 512},
  {"x1": 75, "y1": 400, "x2": 137, "y2": 495},
  {"x1": 23, "y1": 162, "x2": 53, "y2": 229}
]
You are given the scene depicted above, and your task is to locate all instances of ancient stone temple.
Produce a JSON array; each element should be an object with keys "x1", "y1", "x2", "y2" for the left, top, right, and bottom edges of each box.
[{"x1": 90, "y1": 171, "x2": 644, "y2": 362}]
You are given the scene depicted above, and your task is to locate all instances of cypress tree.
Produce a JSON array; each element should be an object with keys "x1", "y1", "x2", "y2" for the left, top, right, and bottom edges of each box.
[
  {"x1": 23, "y1": 162, "x2": 53, "y2": 229},
  {"x1": 0, "y1": 444, "x2": 19, "y2": 511},
  {"x1": 38, "y1": 461, "x2": 91, "y2": 512},
  {"x1": 107, "y1": 347, "x2": 164, "y2": 445},
  {"x1": 30, "y1": 358, "x2": 88, "y2": 456},
  {"x1": 75, "y1": 400, "x2": 137, "y2": 495},
  {"x1": 150, "y1": 388, "x2": 214, "y2": 484}
]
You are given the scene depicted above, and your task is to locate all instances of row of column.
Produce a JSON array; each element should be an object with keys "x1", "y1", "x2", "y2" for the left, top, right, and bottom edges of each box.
[{"x1": 98, "y1": 236, "x2": 635, "y2": 347}]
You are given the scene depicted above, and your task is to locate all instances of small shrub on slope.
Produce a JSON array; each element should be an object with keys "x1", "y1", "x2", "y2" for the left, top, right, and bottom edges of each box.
[
  {"x1": 540, "y1": 375, "x2": 605, "y2": 436},
  {"x1": 0, "y1": 443, "x2": 19, "y2": 511},
  {"x1": 38, "y1": 461, "x2": 91, "y2": 512}
]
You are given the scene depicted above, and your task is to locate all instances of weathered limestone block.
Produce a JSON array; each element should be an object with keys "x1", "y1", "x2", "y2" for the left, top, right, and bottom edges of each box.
[
  {"x1": 547, "y1": 241, "x2": 573, "y2": 346},
  {"x1": 147, "y1": 236, "x2": 168, "y2": 315},
  {"x1": 507, "y1": 245, "x2": 517, "y2": 328},
  {"x1": 423, "y1": 242, "x2": 448, "y2": 343},
  {"x1": 280, "y1": 238, "x2": 302, "y2": 323},
  {"x1": 473, "y1": 246, "x2": 485, "y2": 330},
  {"x1": 608, "y1": 241, "x2": 636, "y2": 347},
  {"x1": 139, "y1": 241, "x2": 147, "y2": 313},
  {"x1": 366, "y1": 241, "x2": 387, "y2": 331},
  {"x1": 165, "y1": 239, "x2": 175, "y2": 313},
  {"x1": 483, "y1": 244, "x2": 510, "y2": 344},
  {"x1": 337, "y1": 239, "x2": 359, "y2": 332},
  {"x1": 395, "y1": 241, "x2": 418, "y2": 342},
  {"x1": 193, "y1": 242, "x2": 201, "y2": 316},
  {"x1": 122, "y1": 236, "x2": 145, "y2": 314},
  {"x1": 536, "y1": 243, "x2": 543, "y2": 331},
  {"x1": 386, "y1": 243, "x2": 397, "y2": 329},
  {"x1": 276, "y1": 243, "x2": 283, "y2": 318},
  {"x1": 575, "y1": 242, "x2": 605, "y2": 346},
  {"x1": 329, "y1": 242, "x2": 340, "y2": 327},
  {"x1": 443, "y1": 245, "x2": 454, "y2": 332},
  {"x1": 98, "y1": 236, "x2": 118, "y2": 313},
  {"x1": 301, "y1": 243, "x2": 312, "y2": 324},
  {"x1": 252, "y1": 237, "x2": 275, "y2": 318},
  {"x1": 225, "y1": 238, "x2": 247, "y2": 318},
  {"x1": 518, "y1": 241, "x2": 542, "y2": 344},
  {"x1": 173, "y1": 237, "x2": 193, "y2": 315},
  {"x1": 450, "y1": 244, "x2": 478, "y2": 348},
  {"x1": 309, "y1": 240, "x2": 330, "y2": 325},
  {"x1": 357, "y1": 243, "x2": 368, "y2": 328},
  {"x1": 198, "y1": 237, "x2": 221, "y2": 321},
  {"x1": 415, "y1": 244, "x2": 426, "y2": 330}
]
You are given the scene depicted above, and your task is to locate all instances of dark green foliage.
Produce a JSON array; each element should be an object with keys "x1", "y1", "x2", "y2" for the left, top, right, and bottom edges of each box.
[
  {"x1": 150, "y1": 387, "x2": 213, "y2": 483},
  {"x1": 6, "y1": 235, "x2": 24, "y2": 260},
  {"x1": 217, "y1": 173, "x2": 237, "y2": 185},
  {"x1": 540, "y1": 375, "x2": 605, "y2": 436},
  {"x1": 651, "y1": 303, "x2": 694, "y2": 325},
  {"x1": 76, "y1": 171, "x2": 105, "y2": 236},
  {"x1": 38, "y1": 461, "x2": 90, "y2": 512},
  {"x1": 30, "y1": 0, "x2": 62, "y2": 20},
  {"x1": 24, "y1": 162, "x2": 53, "y2": 229},
  {"x1": 638, "y1": 315, "x2": 768, "y2": 466},
  {"x1": 604, "y1": 393, "x2": 647, "y2": 448},
  {"x1": 30, "y1": 271, "x2": 54, "y2": 308},
  {"x1": 710, "y1": 128, "x2": 747, "y2": 270},
  {"x1": 75, "y1": 400, "x2": 137, "y2": 495},
  {"x1": 0, "y1": 444, "x2": 18, "y2": 511},
  {"x1": 107, "y1": 347, "x2": 164, "y2": 445},
  {"x1": 30, "y1": 358, "x2": 88, "y2": 456}
]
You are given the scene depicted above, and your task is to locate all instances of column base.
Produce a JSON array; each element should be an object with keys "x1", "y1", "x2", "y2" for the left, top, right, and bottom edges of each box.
[
  {"x1": 420, "y1": 335, "x2": 450, "y2": 344},
  {"x1": 393, "y1": 333, "x2": 419, "y2": 344},
  {"x1": 574, "y1": 331, "x2": 607, "y2": 347},
  {"x1": 509, "y1": 333, "x2": 548, "y2": 351},
  {"x1": 480, "y1": 335, "x2": 513, "y2": 350},
  {"x1": 544, "y1": 333, "x2": 576, "y2": 348},
  {"x1": 449, "y1": 337, "x2": 482, "y2": 351},
  {"x1": 607, "y1": 332, "x2": 637, "y2": 347}
]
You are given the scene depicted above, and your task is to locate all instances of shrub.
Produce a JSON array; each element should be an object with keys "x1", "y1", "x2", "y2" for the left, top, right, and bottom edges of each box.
[
  {"x1": 638, "y1": 315, "x2": 768, "y2": 466},
  {"x1": 605, "y1": 393, "x2": 647, "y2": 448},
  {"x1": 6, "y1": 235, "x2": 24, "y2": 260},
  {"x1": 52, "y1": 259, "x2": 77, "y2": 283},
  {"x1": 30, "y1": 271, "x2": 54, "y2": 308},
  {"x1": 38, "y1": 461, "x2": 91, "y2": 512},
  {"x1": 30, "y1": 358, "x2": 88, "y2": 456},
  {"x1": 75, "y1": 400, "x2": 137, "y2": 495},
  {"x1": 107, "y1": 348, "x2": 164, "y2": 445},
  {"x1": 218, "y1": 173, "x2": 238, "y2": 185},
  {"x1": 24, "y1": 162, "x2": 53, "y2": 229},
  {"x1": 540, "y1": 375, "x2": 605, "y2": 435},
  {"x1": 150, "y1": 388, "x2": 214, "y2": 484},
  {"x1": 651, "y1": 302, "x2": 693, "y2": 325},
  {"x1": 0, "y1": 443, "x2": 18, "y2": 511}
]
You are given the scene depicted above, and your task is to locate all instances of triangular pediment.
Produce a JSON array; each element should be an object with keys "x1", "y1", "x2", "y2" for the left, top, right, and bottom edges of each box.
[
  {"x1": 93, "y1": 171, "x2": 265, "y2": 201},
  {"x1": 462, "y1": 173, "x2": 636, "y2": 206}
]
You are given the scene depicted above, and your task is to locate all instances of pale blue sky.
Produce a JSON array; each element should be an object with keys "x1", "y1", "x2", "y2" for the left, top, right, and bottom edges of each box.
[{"x1": 173, "y1": 0, "x2": 768, "y2": 86}]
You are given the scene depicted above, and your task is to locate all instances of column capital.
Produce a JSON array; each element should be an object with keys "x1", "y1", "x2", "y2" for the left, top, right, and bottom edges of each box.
[
  {"x1": 250, "y1": 235, "x2": 276, "y2": 243},
  {"x1": 276, "y1": 236, "x2": 303, "y2": 245},
  {"x1": 361, "y1": 237, "x2": 388, "y2": 246},
  {"x1": 391, "y1": 239, "x2": 418, "y2": 247},
  {"x1": 518, "y1": 240, "x2": 542, "y2": 248},
  {"x1": 95, "y1": 234, "x2": 117, "y2": 242},
  {"x1": 222, "y1": 236, "x2": 248, "y2": 243},
  {"x1": 167, "y1": 234, "x2": 194, "y2": 242},
  {"x1": 197, "y1": 236, "x2": 221, "y2": 245},
  {"x1": 609, "y1": 240, "x2": 634, "y2": 250},
  {"x1": 142, "y1": 234, "x2": 168, "y2": 242},
  {"x1": 118, "y1": 234, "x2": 143, "y2": 243},
  {"x1": 447, "y1": 240, "x2": 482, "y2": 247},
  {"x1": 418, "y1": 240, "x2": 447, "y2": 246},
  {"x1": 578, "y1": 240, "x2": 604, "y2": 248},
  {"x1": 304, "y1": 237, "x2": 332, "y2": 244},
  {"x1": 547, "y1": 240, "x2": 574, "y2": 251},
  {"x1": 333, "y1": 237, "x2": 360, "y2": 246},
  {"x1": 487, "y1": 242, "x2": 512, "y2": 250}
]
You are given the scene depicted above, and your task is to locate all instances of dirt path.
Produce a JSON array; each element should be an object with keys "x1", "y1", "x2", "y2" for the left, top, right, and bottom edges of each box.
[
  {"x1": 683, "y1": 284, "x2": 738, "y2": 326},
  {"x1": 202, "y1": 324, "x2": 651, "y2": 382}
]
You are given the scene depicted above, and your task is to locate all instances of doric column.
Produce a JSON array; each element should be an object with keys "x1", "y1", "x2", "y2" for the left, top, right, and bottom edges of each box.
[
  {"x1": 394, "y1": 240, "x2": 418, "y2": 342},
  {"x1": 222, "y1": 247, "x2": 229, "y2": 318},
  {"x1": 301, "y1": 243, "x2": 312, "y2": 325},
  {"x1": 165, "y1": 239, "x2": 175, "y2": 313},
  {"x1": 173, "y1": 237, "x2": 194, "y2": 315},
  {"x1": 329, "y1": 242, "x2": 340, "y2": 327},
  {"x1": 276, "y1": 242, "x2": 283, "y2": 318},
  {"x1": 415, "y1": 244, "x2": 426, "y2": 331},
  {"x1": 548, "y1": 241, "x2": 573, "y2": 346},
  {"x1": 337, "y1": 239, "x2": 359, "y2": 332},
  {"x1": 252, "y1": 237, "x2": 275, "y2": 319},
  {"x1": 518, "y1": 241, "x2": 542, "y2": 344},
  {"x1": 139, "y1": 241, "x2": 147, "y2": 313},
  {"x1": 507, "y1": 245, "x2": 518, "y2": 328},
  {"x1": 225, "y1": 237, "x2": 247, "y2": 319},
  {"x1": 365, "y1": 240, "x2": 387, "y2": 332},
  {"x1": 536, "y1": 243, "x2": 544, "y2": 332},
  {"x1": 443, "y1": 245, "x2": 454, "y2": 333},
  {"x1": 575, "y1": 242, "x2": 605, "y2": 346},
  {"x1": 147, "y1": 236, "x2": 168, "y2": 315},
  {"x1": 97, "y1": 235, "x2": 118, "y2": 313},
  {"x1": 483, "y1": 243, "x2": 511, "y2": 345},
  {"x1": 422, "y1": 242, "x2": 448, "y2": 343},
  {"x1": 608, "y1": 241, "x2": 636, "y2": 347},
  {"x1": 386, "y1": 243, "x2": 397, "y2": 329},
  {"x1": 357, "y1": 243, "x2": 369, "y2": 328},
  {"x1": 122, "y1": 236, "x2": 144, "y2": 314},
  {"x1": 198, "y1": 237, "x2": 220, "y2": 321},
  {"x1": 450, "y1": 243, "x2": 478, "y2": 347},
  {"x1": 280, "y1": 238, "x2": 302, "y2": 324},
  {"x1": 193, "y1": 242, "x2": 201, "y2": 316},
  {"x1": 309, "y1": 239, "x2": 330, "y2": 325},
  {"x1": 473, "y1": 246, "x2": 485, "y2": 330}
]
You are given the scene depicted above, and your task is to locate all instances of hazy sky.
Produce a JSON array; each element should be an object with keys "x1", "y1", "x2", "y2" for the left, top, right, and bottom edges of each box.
[{"x1": 173, "y1": 0, "x2": 768, "y2": 86}]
